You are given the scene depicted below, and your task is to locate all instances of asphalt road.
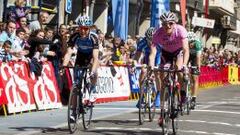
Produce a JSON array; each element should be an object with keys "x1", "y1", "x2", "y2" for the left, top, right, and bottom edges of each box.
[{"x1": 1, "y1": 85, "x2": 240, "y2": 135}]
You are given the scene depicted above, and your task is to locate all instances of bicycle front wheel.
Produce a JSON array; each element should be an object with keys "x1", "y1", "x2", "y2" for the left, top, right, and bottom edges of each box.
[
  {"x1": 67, "y1": 87, "x2": 81, "y2": 134},
  {"x1": 148, "y1": 85, "x2": 157, "y2": 122},
  {"x1": 82, "y1": 86, "x2": 93, "y2": 130},
  {"x1": 171, "y1": 87, "x2": 180, "y2": 135},
  {"x1": 162, "y1": 86, "x2": 171, "y2": 135}
]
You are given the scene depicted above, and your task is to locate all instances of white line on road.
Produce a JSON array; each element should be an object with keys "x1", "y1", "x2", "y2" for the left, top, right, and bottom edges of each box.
[
  {"x1": 193, "y1": 109, "x2": 240, "y2": 115},
  {"x1": 92, "y1": 127, "x2": 236, "y2": 135}
]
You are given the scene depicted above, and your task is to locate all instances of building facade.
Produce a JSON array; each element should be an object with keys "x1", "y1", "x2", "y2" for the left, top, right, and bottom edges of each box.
[{"x1": 2, "y1": 0, "x2": 239, "y2": 50}]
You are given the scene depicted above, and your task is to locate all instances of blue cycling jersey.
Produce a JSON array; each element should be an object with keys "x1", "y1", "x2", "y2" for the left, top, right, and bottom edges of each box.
[
  {"x1": 69, "y1": 33, "x2": 98, "y2": 66},
  {"x1": 136, "y1": 37, "x2": 161, "y2": 66}
]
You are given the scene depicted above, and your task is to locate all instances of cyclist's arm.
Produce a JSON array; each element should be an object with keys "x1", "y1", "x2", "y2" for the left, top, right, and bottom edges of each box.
[
  {"x1": 149, "y1": 44, "x2": 157, "y2": 68},
  {"x1": 63, "y1": 47, "x2": 74, "y2": 66},
  {"x1": 134, "y1": 51, "x2": 143, "y2": 64},
  {"x1": 91, "y1": 48, "x2": 99, "y2": 73},
  {"x1": 196, "y1": 52, "x2": 202, "y2": 69},
  {"x1": 182, "y1": 38, "x2": 189, "y2": 66}
]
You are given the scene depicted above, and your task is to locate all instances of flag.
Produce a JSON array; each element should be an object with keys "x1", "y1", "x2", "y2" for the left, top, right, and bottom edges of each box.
[
  {"x1": 180, "y1": 0, "x2": 186, "y2": 27},
  {"x1": 150, "y1": 0, "x2": 170, "y2": 28},
  {"x1": 112, "y1": 0, "x2": 129, "y2": 40}
]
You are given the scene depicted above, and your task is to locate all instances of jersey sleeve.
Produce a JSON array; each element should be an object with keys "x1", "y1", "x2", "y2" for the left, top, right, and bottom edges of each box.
[
  {"x1": 178, "y1": 25, "x2": 188, "y2": 39},
  {"x1": 90, "y1": 34, "x2": 99, "y2": 49},
  {"x1": 136, "y1": 38, "x2": 146, "y2": 52},
  {"x1": 194, "y1": 39, "x2": 203, "y2": 52}
]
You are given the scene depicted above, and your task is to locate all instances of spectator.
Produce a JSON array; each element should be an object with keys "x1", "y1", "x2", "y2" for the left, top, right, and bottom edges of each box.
[
  {"x1": 29, "y1": 11, "x2": 49, "y2": 32},
  {"x1": 0, "y1": 40, "x2": 13, "y2": 62},
  {"x1": 44, "y1": 27, "x2": 55, "y2": 41},
  {"x1": 27, "y1": 29, "x2": 53, "y2": 59},
  {"x1": 11, "y1": 28, "x2": 29, "y2": 60},
  {"x1": 7, "y1": 0, "x2": 30, "y2": 22},
  {"x1": 0, "y1": 22, "x2": 5, "y2": 34},
  {"x1": 0, "y1": 21, "x2": 16, "y2": 46},
  {"x1": 18, "y1": 16, "x2": 30, "y2": 34}
]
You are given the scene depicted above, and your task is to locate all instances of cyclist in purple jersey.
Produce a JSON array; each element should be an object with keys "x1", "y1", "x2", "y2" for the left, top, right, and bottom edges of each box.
[{"x1": 149, "y1": 12, "x2": 189, "y2": 126}]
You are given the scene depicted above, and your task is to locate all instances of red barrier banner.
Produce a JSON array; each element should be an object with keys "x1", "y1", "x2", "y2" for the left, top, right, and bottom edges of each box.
[
  {"x1": 29, "y1": 62, "x2": 62, "y2": 110},
  {"x1": 0, "y1": 61, "x2": 36, "y2": 113},
  {"x1": 0, "y1": 77, "x2": 8, "y2": 105}
]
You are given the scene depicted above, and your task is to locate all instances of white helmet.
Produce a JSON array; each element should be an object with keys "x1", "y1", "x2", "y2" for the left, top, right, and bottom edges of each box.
[
  {"x1": 187, "y1": 31, "x2": 196, "y2": 42},
  {"x1": 76, "y1": 16, "x2": 92, "y2": 26},
  {"x1": 160, "y1": 12, "x2": 178, "y2": 23},
  {"x1": 145, "y1": 27, "x2": 155, "y2": 40}
]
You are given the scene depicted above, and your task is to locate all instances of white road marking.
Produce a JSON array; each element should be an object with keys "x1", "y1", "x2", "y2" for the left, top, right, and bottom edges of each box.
[
  {"x1": 193, "y1": 110, "x2": 240, "y2": 115},
  {"x1": 92, "y1": 127, "x2": 236, "y2": 135}
]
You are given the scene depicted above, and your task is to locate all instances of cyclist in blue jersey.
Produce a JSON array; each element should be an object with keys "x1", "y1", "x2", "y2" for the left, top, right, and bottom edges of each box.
[
  {"x1": 134, "y1": 27, "x2": 162, "y2": 107},
  {"x1": 63, "y1": 16, "x2": 99, "y2": 122}
]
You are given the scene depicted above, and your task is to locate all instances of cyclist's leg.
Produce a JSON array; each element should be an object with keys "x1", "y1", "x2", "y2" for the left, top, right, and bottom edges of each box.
[
  {"x1": 154, "y1": 71, "x2": 161, "y2": 107},
  {"x1": 175, "y1": 50, "x2": 186, "y2": 103},
  {"x1": 70, "y1": 68, "x2": 83, "y2": 121},
  {"x1": 136, "y1": 67, "x2": 147, "y2": 108},
  {"x1": 154, "y1": 56, "x2": 161, "y2": 108}
]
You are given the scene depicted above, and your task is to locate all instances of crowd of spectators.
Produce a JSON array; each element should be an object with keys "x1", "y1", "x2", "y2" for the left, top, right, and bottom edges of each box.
[
  {"x1": 1, "y1": 0, "x2": 240, "y2": 103},
  {"x1": 201, "y1": 46, "x2": 240, "y2": 68}
]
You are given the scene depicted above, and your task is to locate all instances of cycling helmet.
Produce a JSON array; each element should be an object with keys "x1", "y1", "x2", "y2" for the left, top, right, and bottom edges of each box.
[
  {"x1": 76, "y1": 16, "x2": 92, "y2": 27},
  {"x1": 187, "y1": 31, "x2": 196, "y2": 42},
  {"x1": 145, "y1": 27, "x2": 155, "y2": 40},
  {"x1": 160, "y1": 12, "x2": 178, "y2": 23}
]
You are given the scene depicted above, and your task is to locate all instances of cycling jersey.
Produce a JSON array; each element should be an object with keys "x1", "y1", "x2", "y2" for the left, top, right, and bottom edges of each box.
[
  {"x1": 137, "y1": 37, "x2": 161, "y2": 66},
  {"x1": 190, "y1": 39, "x2": 202, "y2": 56},
  {"x1": 69, "y1": 32, "x2": 99, "y2": 66},
  {"x1": 152, "y1": 24, "x2": 188, "y2": 53}
]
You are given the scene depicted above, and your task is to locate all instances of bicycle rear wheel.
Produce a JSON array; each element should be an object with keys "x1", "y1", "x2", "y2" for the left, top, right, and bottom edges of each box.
[
  {"x1": 162, "y1": 87, "x2": 171, "y2": 135},
  {"x1": 82, "y1": 85, "x2": 93, "y2": 130},
  {"x1": 148, "y1": 84, "x2": 157, "y2": 122},
  {"x1": 68, "y1": 87, "x2": 81, "y2": 134}
]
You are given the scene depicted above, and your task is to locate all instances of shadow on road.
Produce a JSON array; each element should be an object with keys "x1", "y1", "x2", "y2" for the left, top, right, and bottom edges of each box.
[
  {"x1": 9, "y1": 127, "x2": 70, "y2": 134},
  {"x1": 92, "y1": 119, "x2": 139, "y2": 126},
  {"x1": 85, "y1": 129, "x2": 173, "y2": 135}
]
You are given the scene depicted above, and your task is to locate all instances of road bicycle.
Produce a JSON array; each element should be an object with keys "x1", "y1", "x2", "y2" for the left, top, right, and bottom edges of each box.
[
  {"x1": 182, "y1": 65, "x2": 200, "y2": 115},
  {"x1": 137, "y1": 66, "x2": 157, "y2": 125},
  {"x1": 154, "y1": 64, "x2": 183, "y2": 135},
  {"x1": 65, "y1": 66, "x2": 94, "y2": 133}
]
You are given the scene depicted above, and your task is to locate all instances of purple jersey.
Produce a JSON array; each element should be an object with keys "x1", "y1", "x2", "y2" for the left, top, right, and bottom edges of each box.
[{"x1": 152, "y1": 24, "x2": 188, "y2": 53}]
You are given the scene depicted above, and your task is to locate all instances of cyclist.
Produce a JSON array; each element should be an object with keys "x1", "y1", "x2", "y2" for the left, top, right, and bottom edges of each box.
[
  {"x1": 187, "y1": 31, "x2": 202, "y2": 109},
  {"x1": 62, "y1": 16, "x2": 99, "y2": 122},
  {"x1": 149, "y1": 11, "x2": 189, "y2": 126},
  {"x1": 134, "y1": 27, "x2": 161, "y2": 108}
]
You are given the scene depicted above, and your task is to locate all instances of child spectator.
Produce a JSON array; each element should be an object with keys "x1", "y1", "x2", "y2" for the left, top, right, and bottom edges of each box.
[{"x1": 0, "y1": 40, "x2": 13, "y2": 62}]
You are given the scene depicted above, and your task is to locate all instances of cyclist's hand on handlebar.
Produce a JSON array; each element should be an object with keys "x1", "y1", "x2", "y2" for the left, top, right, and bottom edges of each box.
[{"x1": 182, "y1": 65, "x2": 189, "y2": 74}]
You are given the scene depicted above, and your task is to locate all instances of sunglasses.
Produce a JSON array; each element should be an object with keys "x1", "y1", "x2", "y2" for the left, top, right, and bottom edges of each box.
[
  {"x1": 163, "y1": 22, "x2": 174, "y2": 26},
  {"x1": 79, "y1": 26, "x2": 89, "y2": 31}
]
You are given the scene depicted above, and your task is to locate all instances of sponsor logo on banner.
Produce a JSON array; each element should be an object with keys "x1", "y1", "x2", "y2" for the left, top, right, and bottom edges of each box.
[
  {"x1": 30, "y1": 62, "x2": 62, "y2": 110},
  {"x1": 0, "y1": 62, "x2": 36, "y2": 113},
  {"x1": 129, "y1": 69, "x2": 141, "y2": 93},
  {"x1": 96, "y1": 66, "x2": 131, "y2": 100}
]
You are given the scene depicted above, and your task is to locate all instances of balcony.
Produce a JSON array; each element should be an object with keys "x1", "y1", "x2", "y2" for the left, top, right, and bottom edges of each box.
[
  {"x1": 221, "y1": 15, "x2": 237, "y2": 30},
  {"x1": 186, "y1": 0, "x2": 203, "y2": 11},
  {"x1": 209, "y1": 0, "x2": 235, "y2": 15}
]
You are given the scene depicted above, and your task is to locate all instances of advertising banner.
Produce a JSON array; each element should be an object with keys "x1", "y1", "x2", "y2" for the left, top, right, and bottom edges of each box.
[
  {"x1": 30, "y1": 62, "x2": 62, "y2": 110},
  {"x1": 96, "y1": 66, "x2": 131, "y2": 102},
  {"x1": 0, "y1": 62, "x2": 36, "y2": 113}
]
